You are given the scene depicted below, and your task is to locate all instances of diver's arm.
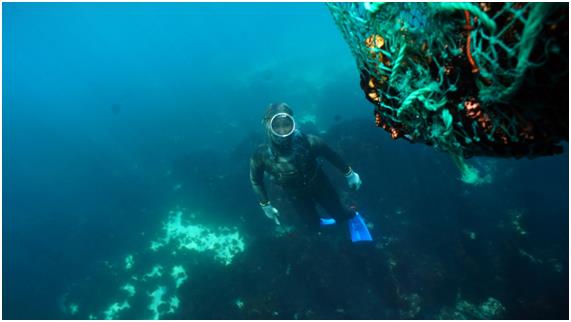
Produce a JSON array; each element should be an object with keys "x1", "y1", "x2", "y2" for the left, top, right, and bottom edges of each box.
[
  {"x1": 250, "y1": 150, "x2": 281, "y2": 225},
  {"x1": 307, "y1": 134, "x2": 351, "y2": 175},
  {"x1": 308, "y1": 134, "x2": 362, "y2": 190},
  {"x1": 249, "y1": 152, "x2": 270, "y2": 205}
]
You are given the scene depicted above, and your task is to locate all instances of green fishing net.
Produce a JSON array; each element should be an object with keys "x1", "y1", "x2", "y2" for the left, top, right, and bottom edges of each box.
[{"x1": 328, "y1": 2, "x2": 568, "y2": 184}]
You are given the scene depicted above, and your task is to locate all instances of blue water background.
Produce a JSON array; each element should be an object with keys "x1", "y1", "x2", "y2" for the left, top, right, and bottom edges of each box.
[{"x1": 3, "y1": 3, "x2": 568, "y2": 319}]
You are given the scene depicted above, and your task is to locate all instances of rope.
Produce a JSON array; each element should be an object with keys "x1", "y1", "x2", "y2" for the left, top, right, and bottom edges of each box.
[
  {"x1": 389, "y1": 44, "x2": 407, "y2": 85},
  {"x1": 327, "y1": 2, "x2": 566, "y2": 184},
  {"x1": 435, "y1": 2, "x2": 497, "y2": 32},
  {"x1": 499, "y1": 3, "x2": 551, "y2": 99}
]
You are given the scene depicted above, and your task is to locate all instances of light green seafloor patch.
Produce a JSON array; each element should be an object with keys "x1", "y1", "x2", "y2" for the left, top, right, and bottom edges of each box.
[
  {"x1": 235, "y1": 298, "x2": 245, "y2": 310},
  {"x1": 125, "y1": 254, "x2": 134, "y2": 270},
  {"x1": 61, "y1": 208, "x2": 246, "y2": 319},
  {"x1": 150, "y1": 210, "x2": 245, "y2": 265},
  {"x1": 147, "y1": 286, "x2": 181, "y2": 319},
  {"x1": 168, "y1": 296, "x2": 180, "y2": 313},
  {"x1": 122, "y1": 284, "x2": 136, "y2": 297},
  {"x1": 103, "y1": 301, "x2": 130, "y2": 320},
  {"x1": 148, "y1": 286, "x2": 167, "y2": 320},
  {"x1": 68, "y1": 303, "x2": 79, "y2": 315},
  {"x1": 144, "y1": 265, "x2": 163, "y2": 280},
  {"x1": 171, "y1": 265, "x2": 188, "y2": 288}
]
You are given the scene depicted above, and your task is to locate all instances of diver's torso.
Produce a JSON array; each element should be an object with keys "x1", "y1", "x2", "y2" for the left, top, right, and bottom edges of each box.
[{"x1": 263, "y1": 132, "x2": 319, "y2": 188}]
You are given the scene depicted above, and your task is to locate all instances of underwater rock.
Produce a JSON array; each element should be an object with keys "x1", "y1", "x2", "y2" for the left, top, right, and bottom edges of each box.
[
  {"x1": 399, "y1": 293, "x2": 422, "y2": 319},
  {"x1": 298, "y1": 113, "x2": 317, "y2": 125},
  {"x1": 437, "y1": 296, "x2": 506, "y2": 319},
  {"x1": 508, "y1": 208, "x2": 528, "y2": 236}
]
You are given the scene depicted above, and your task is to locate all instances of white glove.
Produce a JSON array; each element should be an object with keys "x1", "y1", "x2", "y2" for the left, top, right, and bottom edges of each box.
[
  {"x1": 345, "y1": 168, "x2": 362, "y2": 191},
  {"x1": 261, "y1": 203, "x2": 281, "y2": 225}
]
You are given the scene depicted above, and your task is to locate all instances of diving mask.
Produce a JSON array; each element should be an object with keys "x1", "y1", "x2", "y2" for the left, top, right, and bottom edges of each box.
[{"x1": 269, "y1": 112, "x2": 296, "y2": 138}]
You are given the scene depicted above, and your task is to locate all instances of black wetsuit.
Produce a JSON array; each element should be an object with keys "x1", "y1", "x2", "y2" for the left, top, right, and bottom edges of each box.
[{"x1": 249, "y1": 131, "x2": 356, "y2": 230}]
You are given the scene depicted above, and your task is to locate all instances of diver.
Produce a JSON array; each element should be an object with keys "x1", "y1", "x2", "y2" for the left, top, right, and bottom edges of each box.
[{"x1": 249, "y1": 103, "x2": 372, "y2": 242}]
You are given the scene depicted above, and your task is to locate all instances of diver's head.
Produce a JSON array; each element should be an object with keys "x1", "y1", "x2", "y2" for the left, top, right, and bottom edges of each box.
[{"x1": 263, "y1": 103, "x2": 296, "y2": 147}]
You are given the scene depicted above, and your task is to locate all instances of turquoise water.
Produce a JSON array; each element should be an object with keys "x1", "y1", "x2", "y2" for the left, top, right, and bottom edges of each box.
[{"x1": 3, "y1": 3, "x2": 568, "y2": 319}]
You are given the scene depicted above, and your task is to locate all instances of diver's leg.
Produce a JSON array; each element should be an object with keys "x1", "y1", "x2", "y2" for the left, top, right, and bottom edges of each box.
[
  {"x1": 286, "y1": 190, "x2": 320, "y2": 232},
  {"x1": 313, "y1": 171, "x2": 355, "y2": 222}
]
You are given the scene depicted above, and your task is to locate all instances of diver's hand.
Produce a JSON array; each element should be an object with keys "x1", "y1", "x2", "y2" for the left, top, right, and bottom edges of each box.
[
  {"x1": 261, "y1": 203, "x2": 281, "y2": 225},
  {"x1": 345, "y1": 168, "x2": 362, "y2": 191}
]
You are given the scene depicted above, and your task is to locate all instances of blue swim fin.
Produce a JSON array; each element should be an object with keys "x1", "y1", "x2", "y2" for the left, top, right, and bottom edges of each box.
[
  {"x1": 348, "y1": 212, "x2": 373, "y2": 243},
  {"x1": 319, "y1": 217, "x2": 337, "y2": 226}
]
